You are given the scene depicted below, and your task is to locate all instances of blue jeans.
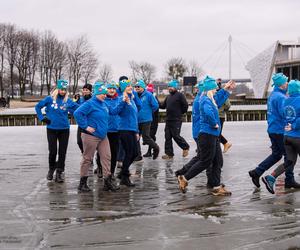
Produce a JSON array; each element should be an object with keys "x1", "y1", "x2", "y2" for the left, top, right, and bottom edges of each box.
[{"x1": 255, "y1": 133, "x2": 294, "y2": 183}]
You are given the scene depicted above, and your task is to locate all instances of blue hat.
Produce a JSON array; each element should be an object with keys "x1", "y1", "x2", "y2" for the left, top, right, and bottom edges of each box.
[
  {"x1": 135, "y1": 79, "x2": 146, "y2": 89},
  {"x1": 93, "y1": 82, "x2": 108, "y2": 95},
  {"x1": 197, "y1": 80, "x2": 204, "y2": 92},
  {"x1": 57, "y1": 79, "x2": 68, "y2": 90},
  {"x1": 119, "y1": 79, "x2": 132, "y2": 92},
  {"x1": 272, "y1": 73, "x2": 288, "y2": 87},
  {"x1": 106, "y1": 81, "x2": 118, "y2": 89},
  {"x1": 288, "y1": 80, "x2": 300, "y2": 95},
  {"x1": 203, "y1": 76, "x2": 218, "y2": 91},
  {"x1": 167, "y1": 79, "x2": 179, "y2": 89}
]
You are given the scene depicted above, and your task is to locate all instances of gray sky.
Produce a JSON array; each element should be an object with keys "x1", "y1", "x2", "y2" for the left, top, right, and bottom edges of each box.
[{"x1": 1, "y1": 0, "x2": 300, "y2": 81}]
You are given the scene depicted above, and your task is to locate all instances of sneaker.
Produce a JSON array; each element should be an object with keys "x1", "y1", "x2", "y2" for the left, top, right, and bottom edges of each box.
[
  {"x1": 285, "y1": 180, "x2": 300, "y2": 189},
  {"x1": 248, "y1": 169, "x2": 260, "y2": 188},
  {"x1": 223, "y1": 143, "x2": 232, "y2": 153},
  {"x1": 162, "y1": 154, "x2": 173, "y2": 160},
  {"x1": 182, "y1": 149, "x2": 189, "y2": 157},
  {"x1": 55, "y1": 171, "x2": 64, "y2": 183},
  {"x1": 177, "y1": 175, "x2": 188, "y2": 193},
  {"x1": 262, "y1": 175, "x2": 276, "y2": 194},
  {"x1": 211, "y1": 186, "x2": 232, "y2": 196}
]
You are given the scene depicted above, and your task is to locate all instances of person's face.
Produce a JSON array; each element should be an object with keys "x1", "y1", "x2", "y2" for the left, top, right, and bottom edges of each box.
[
  {"x1": 281, "y1": 82, "x2": 288, "y2": 90},
  {"x1": 107, "y1": 88, "x2": 116, "y2": 96},
  {"x1": 168, "y1": 87, "x2": 176, "y2": 93},
  {"x1": 134, "y1": 86, "x2": 144, "y2": 93},
  {"x1": 58, "y1": 89, "x2": 67, "y2": 96},
  {"x1": 125, "y1": 85, "x2": 133, "y2": 94},
  {"x1": 82, "y1": 88, "x2": 91, "y2": 96},
  {"x1": 96, "y1": 94, "x2": 106, "y2": 101}
]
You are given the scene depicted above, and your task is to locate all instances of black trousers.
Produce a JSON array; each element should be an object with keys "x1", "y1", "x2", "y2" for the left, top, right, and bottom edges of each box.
[
  {"x1": 219, "y1": 118, "x2": 228, "y2": 145},
  {"x1": 77, "y1": 127, "x2": 84, "y2": 153},
  {"x1": 184, "y1": 133, "x2": 223, "y2": 188},
  {"x1": 119, "y1": 131, "x2": 138, "y2": 177},
  {"x1": 137, "y1": 122, "x2": 159, "y2": 156},
  {"x1": 284, "y1": 136, "x2": 300, "y2": 171},
  {"x1": 96, "y1": 132, "x2": 119, "y2": 175},
  {"x1": 164, "y1": 120, "x2": 189, "y2": 156},
  {"x1": 47, "y1": 128, "x2": 70, "y2": 172}
]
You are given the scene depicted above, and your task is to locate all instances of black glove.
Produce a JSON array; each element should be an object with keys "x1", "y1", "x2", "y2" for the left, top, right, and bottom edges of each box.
[{"x1": 42, "y1": 117, "x2": 51, "y2": 125}]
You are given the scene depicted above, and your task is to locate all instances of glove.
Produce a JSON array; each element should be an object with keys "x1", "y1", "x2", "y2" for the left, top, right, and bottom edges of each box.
[{"x1": 42, "y1": 117, "x2": 51, "y2": 125}]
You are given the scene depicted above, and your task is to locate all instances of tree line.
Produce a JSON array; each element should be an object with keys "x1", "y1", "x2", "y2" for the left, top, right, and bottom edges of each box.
[{"x1": 0, "y1": 22, "x2": 205, "y2": 98}]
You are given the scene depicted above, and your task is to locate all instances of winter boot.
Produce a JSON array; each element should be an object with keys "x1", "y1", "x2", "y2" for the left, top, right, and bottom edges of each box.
[
  {"x1": 152, "y1": 145, "x2": 160, "y2": 160},
  {"x1": 78, "y1": 176, "x2": 91, "y2": 192},
  {"x1": 120, "y1": 175, "x2": 135, "y2": 187},
  {"x1": 47, "y1": 167, "x2": 55, "y2": 181},
  {"x1": 143, "y1": 147, "x2": 152, "y2": 157},
  {"x1": 103, "y1": 175, "x2": 120, "y2": 191},
  {"x1": 248, "y1": 169, "x2": 261, "y2": 188},
  {"x1": 55, "y1": 170, "x2": 64, "y2": 183}
]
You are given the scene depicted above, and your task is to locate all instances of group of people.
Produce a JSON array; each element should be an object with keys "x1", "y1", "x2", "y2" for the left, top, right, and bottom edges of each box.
[{"x1": 35, "y1": 72, "x2": 300, "y2": 197}]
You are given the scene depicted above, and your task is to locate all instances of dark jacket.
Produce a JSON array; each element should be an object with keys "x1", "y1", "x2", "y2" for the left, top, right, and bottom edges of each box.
[{"x1": 160, "y1": 91, "x2": 188, "y2": 121}]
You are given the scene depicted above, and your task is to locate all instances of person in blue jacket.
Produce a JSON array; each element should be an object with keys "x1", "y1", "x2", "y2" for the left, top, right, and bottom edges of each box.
[
  {"x1": 35, "y1": 79, "x2": 79, "y2": 183},
  {"x1": 74, "y1": 83, "x2": 119, "y2": 192},
  {"x1": 175, "y1": 80, "x2": 204, "y2": 177},
  {"x1": 249, "y1": 73, "x2": 300, "y2": 189},
  {"x1": 262, "y1": 79, "x2": 300, "y2": 194},
  {"x1": 177, "y1": 76, "x2": 235, "y2": 196},
  {"x1": 115, "y1": 79, "x2": 139, "y2": 187},
  {"x1": 134, "y1": 79, "x2": 160, "y2": 160}
]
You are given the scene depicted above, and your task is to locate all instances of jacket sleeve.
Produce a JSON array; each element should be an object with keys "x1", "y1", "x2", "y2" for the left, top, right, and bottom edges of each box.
[
  {"x1": 74, "y1": 102, "x2": 92, "y2": 129},
  {"x1": 150, "y1": 94, "x2": 159, "y2": 112},
  {"x1": 133, "y1": 90, "x2": 142, "y2": 111},
  {"x1": 203, "y1": 101, "x2": 218, "y2": 128},
  {"x1": 292, "y1": 118, "x2": 300, "y2": 130},
  {"x1": 109, "y1": 98, "x2": 126, "y2": 115},
  {"x1": 35, "y1": 96, "x2": 51, "y2": 121},
  {"x1": 67, "y1": 99, "x2": 79, "y2": 115},
  {"x1": 180, "y1": 93, "x2": 189, "y2": 114},
  {"x1": 214, "y1": 89, "x2": 230, "y2": 108}
]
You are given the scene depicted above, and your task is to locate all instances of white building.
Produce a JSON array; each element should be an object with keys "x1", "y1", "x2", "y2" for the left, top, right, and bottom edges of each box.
[{"x1": 246, "y1": 39, "x2": 300, "y2": 98}]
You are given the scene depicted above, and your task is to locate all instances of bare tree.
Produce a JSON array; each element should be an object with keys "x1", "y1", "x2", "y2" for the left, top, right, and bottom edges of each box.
[
  {"x1": 52, "y1": 41, "x2": 67, "y2": 84},
  {"x1": 0, "y1": 23, "x2": 7, "y2": 97},
  {"x1": 67, "y1": 35, "x2": 98, "y2": 94},
  {"x1": 187, "y1": 60, "x2": 205, "y2": 78},
  {"x1": 165, "y1": 57, "x2": 187, "y2": 80},
  {"x1": 98, "y1": 64, "x2": 113, "y2": 83},
  {"x1": 5, "y1": 24, "x2": 18, "y2": 98},
  {"x1": 129, "y1": 61, "x2": 156, "y2": 84}
]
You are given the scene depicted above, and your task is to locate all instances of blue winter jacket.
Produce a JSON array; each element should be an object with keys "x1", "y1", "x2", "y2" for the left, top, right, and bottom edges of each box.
[
  {"x1": 138, "y1": 90, "x2": 159, "y2": 123},
  {"x1": 192, "y1": 92, "x2": 201, "y2": 140},
  {"x1": 199, "y1": 89, "x2": 230, "y2": 136},
  {"x1": 74, "y1": 96, "x2": 109, "y2": 139},
  {"x1": 110, "y1": 93, "x2": 139, "y2": 132},
  {"x1": 267, "y1": 87, "x2": 287, "y2": 134},
  {"x1": 284, "y1": 93, "x2": 300, "y2": 138},
  {"x1": 35, "y1": 95, "x2": 79, "y2": 130},
  {"x1": 105, "y1": 94, "x2": 120, "y2": 133}
]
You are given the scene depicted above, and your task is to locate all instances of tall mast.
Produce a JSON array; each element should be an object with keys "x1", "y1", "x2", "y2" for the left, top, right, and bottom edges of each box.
[{"x1": 228, "y1": 35, "x2": 232, "y2": 79}]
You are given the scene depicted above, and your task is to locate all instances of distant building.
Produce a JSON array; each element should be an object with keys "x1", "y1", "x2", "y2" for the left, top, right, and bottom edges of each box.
[{"x1": 246, "y1": 39, "x2": 300, "y2": 98}]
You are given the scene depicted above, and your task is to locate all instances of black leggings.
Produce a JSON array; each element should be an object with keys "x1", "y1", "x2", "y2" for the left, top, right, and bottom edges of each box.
[{"x1": 47, "y1": 128, "x2": 70, "y2": 172}]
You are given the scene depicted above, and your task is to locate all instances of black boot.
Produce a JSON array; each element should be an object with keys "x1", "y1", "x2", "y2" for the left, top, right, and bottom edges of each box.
[
  {"x1": 103, "y1": 175, "x2": 120, "y2": 191},
  {"x1": 285, "y1": 180, "x2": 300, "y2": 189},
  {"x1": 120, "y1": 175, "x2": 135, "y2": 187},
  {"x1": 152, "y1": 145, "x2": 160, "y2": 160},
  {"x1": 78, "y1": 176, "x2": 91, "y2": 192},
  {"x1": 47, "y1": 167, "x2": 55, "y2": 181},
  {"x1": 143, "y1": 147, "x2": 152, "y2": 157},
  {"x1": 55, "y1": 170, "x2": 64, "y2": 183},
  {"x1": 248, "y1": 169, "x2": 260, "y2": 188}
]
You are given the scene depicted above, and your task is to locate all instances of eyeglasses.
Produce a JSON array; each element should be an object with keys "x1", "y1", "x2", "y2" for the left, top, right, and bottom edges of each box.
[{"x1": 134, "y1": 86, "x2": 141, "y2": 88}]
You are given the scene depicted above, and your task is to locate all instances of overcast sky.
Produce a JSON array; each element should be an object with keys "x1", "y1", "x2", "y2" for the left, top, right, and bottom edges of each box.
[{"x1": 1, "y1": 0, "x2": 300, "y2": 81}]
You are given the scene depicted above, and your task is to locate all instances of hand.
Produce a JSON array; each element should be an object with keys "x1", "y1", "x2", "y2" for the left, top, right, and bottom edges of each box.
[
  {"x1": 224, "y1": 80, "x2": 236, "y2": 91},
  {"x1": 86, "y1": 126, "x2": 95, "y2": 133},
  {"x1": 136, "y1": 133, "x2": 140, "y2": 141},
  {"x1": 214, "y1": 124, "x2": 219, "y2": 129},
  {"x1": 123, "y1": 94, "x2": 130, "y2": 104},
  {"x1": 42, "y1": 117, "x2": 51, "y2": 125},
  {"x1": 285, "y1": 123, "x2": 292, "y2": 131}
]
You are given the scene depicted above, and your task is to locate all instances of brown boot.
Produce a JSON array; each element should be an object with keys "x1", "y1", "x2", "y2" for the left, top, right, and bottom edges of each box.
[
  {"x1": 177, "y1": 175, "x2": 188, "y2": 193},
  {"x1": 223, "y1": 143, "x2": 232, "y2": 153},
  {"x1": 211, "y1": 186, "x2": 232, "y2": 196},
  {"x1": 182, "y1": 149, "x2": 189, "y2": 157}
]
